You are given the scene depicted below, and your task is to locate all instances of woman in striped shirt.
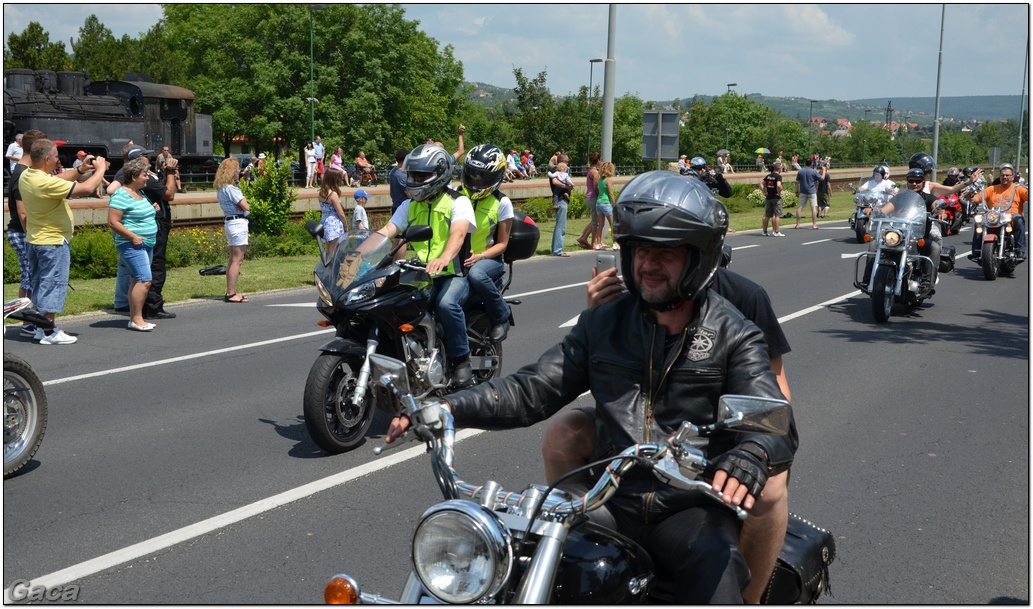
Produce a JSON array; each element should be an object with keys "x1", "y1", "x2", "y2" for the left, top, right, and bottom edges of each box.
[{"x1": 108, "y1": 158, "x2": 159, "y2": 331}]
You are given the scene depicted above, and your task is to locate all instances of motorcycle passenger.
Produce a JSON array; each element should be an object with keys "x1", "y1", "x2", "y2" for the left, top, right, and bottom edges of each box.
[
  {"x1": 459, "y1": 144, "x2": 514, "y2": 342},
  {"x1": 687, "y1": 156, "x2": 733, "y2": 198},
  {"x1": 376, "y1": 144, "x2": 478, "y2": 387},
  {"x1": 387, "y1": 170, "x2": 798, "y2": 604},
  {"x1": 857, "y1": 165, "x2": 898, "y2": 197},
  {"x1": 942, "y1": 166, "x2": 961, "y2": 187},
  {"x1": 968, "y1": 163, "x2": 1027, "y2": 262}
]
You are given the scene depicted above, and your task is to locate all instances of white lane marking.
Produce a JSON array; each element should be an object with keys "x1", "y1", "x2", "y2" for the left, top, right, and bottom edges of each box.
[
  {"x1": 841, "y1": 252, "x2": 867, "y2": 259},
  {"x1": 18, "y1": 280, "x2": 865, "y2": 593},
  {"x1": 802, "y1": 239, "x2": 831, "y2": 245},
  {"x1": 42, "y1": 329, "x2": 335, "y2": 387},
  {"x1": 732, "y1": 244, "x2": 760, "y2": 251},
  {"x1": 2, "y1": 428, "x2": 485, "y2": 601},
  {"x1": 266, "y1": 303, "x2": 316, "y2": 307},
  {"x1": 778, "y1": 290, "x2": 862, "y2": 324}
]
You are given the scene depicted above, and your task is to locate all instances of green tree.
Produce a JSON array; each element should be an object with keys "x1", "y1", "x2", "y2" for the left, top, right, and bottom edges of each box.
[
  {"x1": 512, "y1": 68, "x2": 558, "y2": 160},
  {"x1": 3, "y1": 22, "x2": 69, "y2": 71}
]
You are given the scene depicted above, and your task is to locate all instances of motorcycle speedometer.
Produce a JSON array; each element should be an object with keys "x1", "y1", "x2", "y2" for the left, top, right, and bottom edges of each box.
[{"x1": 412, "y1": 500, "x2": 513, "y2": 603}]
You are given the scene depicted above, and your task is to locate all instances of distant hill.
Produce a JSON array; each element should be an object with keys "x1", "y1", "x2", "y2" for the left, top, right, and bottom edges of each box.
[{"x1": 462, "y1": 81, "x2": 1024, "y2": 126}]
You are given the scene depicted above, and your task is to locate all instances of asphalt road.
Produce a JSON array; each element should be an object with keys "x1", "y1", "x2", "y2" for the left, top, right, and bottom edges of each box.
[{"x1": 3, "y1": 219, "x2": 1029, "y2": 604}]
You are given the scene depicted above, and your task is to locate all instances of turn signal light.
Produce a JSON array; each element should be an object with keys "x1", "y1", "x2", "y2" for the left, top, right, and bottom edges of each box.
[
  {"x1": 399, "y1": 324, "x2": 414, "y2": 333},
  {"x1": 317, "y1": 320, "x2": 332, "y2": 328},
  {"x1": 863, "y1": 234, "x2": 872, "y2": 243},
  {"x1": 325, "y1": 575, "x2": 359, "y2": 604},
  {"x1": 917, "y1": 238, "x2": 926, "y2": 247}
]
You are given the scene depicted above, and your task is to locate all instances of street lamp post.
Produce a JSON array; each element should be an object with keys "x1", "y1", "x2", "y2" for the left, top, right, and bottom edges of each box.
[
  {"x1": 725, "y1": 83, "x2": 736, "y2": 153},
  {"x1": 587, "y1": 58, "x2": 603, "y2": 161},
  {"x1": 808, "y1": 99, "x2": 815, "y2": 151},
  {"x1": 308, "y1": 4, "x2": 326, "y2": 145}
]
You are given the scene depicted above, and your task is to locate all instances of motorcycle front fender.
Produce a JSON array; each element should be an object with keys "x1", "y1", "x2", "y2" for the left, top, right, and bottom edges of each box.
[
  {"x1": 983, "y1": 233, "x2": 998, "y2": 242},
  {"x1": 316, "y1": 337, "x2": 368, "y2": 357}
]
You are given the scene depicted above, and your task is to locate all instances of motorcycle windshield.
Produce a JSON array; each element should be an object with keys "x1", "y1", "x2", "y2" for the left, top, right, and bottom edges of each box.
[
  {"x1": 325, "y1": 230, "x2": 392, "y2": 291},
  {"x1": 875, "y1": 190, "x2": 926, "y2": 225}
]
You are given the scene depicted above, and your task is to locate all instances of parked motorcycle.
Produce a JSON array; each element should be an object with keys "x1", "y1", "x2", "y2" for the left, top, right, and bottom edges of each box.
[
  {"x1": 972, "y1": 200, "x2": 1024, "y2": 280},
  {"x1": 4, "y1": 298, "x2": 51, "y2": 477},
  {"x1": 853, "y1": 191, "x2": 940, "y2": 323},
  {"x1": 302, "y1": 214, "x2": 540, "y2": 454},
  {"x1": 322, "y1": 366, "x2": 834, "y2": 604},
  {"x1": 847, "y1": 184, "x2": 888, "y2": 244}
]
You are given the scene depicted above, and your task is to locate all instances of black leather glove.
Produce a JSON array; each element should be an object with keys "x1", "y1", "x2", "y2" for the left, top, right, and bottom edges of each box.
[{"x1": 709, "y1": 442, "x2": 770, "y2": 499}]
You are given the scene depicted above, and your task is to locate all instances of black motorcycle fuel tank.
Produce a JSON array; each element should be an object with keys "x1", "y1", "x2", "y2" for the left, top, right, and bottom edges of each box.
[{"x1": 550, "y1": 520, "x2": 655, "y2": 604}]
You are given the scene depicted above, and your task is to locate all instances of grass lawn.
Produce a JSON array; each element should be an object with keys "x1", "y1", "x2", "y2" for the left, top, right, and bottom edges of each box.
[{"x1": 4, "y1": 193, "x2": 857, "y2": 318}]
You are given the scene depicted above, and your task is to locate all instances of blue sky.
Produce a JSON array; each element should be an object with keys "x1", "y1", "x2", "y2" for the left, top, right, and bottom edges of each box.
[{"x1": 4, "y1": 3, "x2": 1029, "y2": 102}]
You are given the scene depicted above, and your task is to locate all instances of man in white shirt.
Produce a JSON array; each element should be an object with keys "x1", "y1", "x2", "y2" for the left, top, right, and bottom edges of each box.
[{"x1": 6, "y1": 133, "x2": 23, "y2": 172}]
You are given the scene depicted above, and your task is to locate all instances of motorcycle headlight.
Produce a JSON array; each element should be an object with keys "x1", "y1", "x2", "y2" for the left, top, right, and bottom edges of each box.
[
  {"x1": 344, "y1": 277, "x2": 386, "y2": 305},
  {"x1": 882, "y1": 230, "x2": 902, "y2": 247},
  {"x1": 974, "y1": 213, "x2": 984, "y2": 224},
  {"x1": 412, "y1": 500, "x2": 513, "y2": 604},
  {"x1": 314, "y1": 273, "x2": 333, "y2": 308},
  {"x1": 986, "y1": 210, "x2": 1001, "y2": 224},
  {"x1": 1003, "y1": 213, "x2": 1013, "y2": 223}
]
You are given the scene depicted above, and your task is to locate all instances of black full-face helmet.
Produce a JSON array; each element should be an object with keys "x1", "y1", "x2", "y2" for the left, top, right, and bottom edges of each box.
[
  {"x1": 908, "y1": 152, "x2": 935, "y2": 173},
  {"x1": 403, "y1": 144, "x2": 453, "y2": 202},
  {"x1": 614, "y1": 171, "x2": 728, "y2": 304},
  {"x1": 461, "y1": 144, "x2": 507, "y2": 201}
]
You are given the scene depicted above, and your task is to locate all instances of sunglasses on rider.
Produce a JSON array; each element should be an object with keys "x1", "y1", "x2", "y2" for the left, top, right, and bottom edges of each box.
[{"x1": 906, "y1": 179, "x2": 924, "y2": 184}]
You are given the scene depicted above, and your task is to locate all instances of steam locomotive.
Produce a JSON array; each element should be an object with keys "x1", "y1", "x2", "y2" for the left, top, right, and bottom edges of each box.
[{"x1": 3, "y1": 69, "x2": 213, "y2": 175}]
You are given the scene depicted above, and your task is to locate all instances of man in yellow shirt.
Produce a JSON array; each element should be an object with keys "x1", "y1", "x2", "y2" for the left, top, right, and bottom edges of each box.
[
  {"x1": 969, "y1": 163, "x2": 1027, "y2": 262},
  {"x1": 20, "y1": 139, "x2": 108, "y2": 344}
]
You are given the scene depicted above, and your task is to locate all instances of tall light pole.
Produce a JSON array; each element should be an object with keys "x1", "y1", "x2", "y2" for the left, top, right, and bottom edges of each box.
[
  {"x1": 725, "y1": 83, "x2": 736, "y2": 153},
  {"x1": 308, "y1": 4, "x2": 326, "y2": 145},
  {"x1": 863, "y1": 108, "x2": 870, "y2": 165},
  {"x1": 808, "y1": 99, "x2": 815, "y2": 151},
  {"x1": 587, "y1": 58, "x2": 603, "y2": 161}
]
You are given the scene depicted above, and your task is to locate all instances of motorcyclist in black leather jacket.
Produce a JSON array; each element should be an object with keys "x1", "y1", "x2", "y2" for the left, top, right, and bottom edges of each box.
[
  {"x1": 387, "y1": 171, "x2": 798, "y2": 604},
  {"x1": 688, "y1": 155, "x2": 733, "y2": 198}
]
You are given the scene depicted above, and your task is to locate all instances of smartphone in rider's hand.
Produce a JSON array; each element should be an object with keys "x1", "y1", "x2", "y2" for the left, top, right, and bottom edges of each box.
[{"x1": 595, "y1": 252, "x2": 617, "y2": 276}]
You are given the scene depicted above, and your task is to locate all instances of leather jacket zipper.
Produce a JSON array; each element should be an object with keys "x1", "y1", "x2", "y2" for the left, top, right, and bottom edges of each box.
[{"x1": 643, "y1": 325, "x2": 690, "y2": 525}]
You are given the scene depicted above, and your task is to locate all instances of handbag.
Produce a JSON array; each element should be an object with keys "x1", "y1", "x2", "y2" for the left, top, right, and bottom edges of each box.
[{"x1": 762, "y1": 513, "x2": 836, "y2": 604}]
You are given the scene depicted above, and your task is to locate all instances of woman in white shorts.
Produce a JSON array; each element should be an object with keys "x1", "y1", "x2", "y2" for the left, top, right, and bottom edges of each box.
[{"x1": 214, "y1": 157, "x2": 251, "y2": 303}]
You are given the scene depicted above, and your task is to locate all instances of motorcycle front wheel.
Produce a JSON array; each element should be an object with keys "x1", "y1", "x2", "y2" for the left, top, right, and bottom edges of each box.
[
  {"x1": 854, "y1": 218, "x2": 867, "y2": 244},
  {"x1": 981, "y1": 242, "x2": 999, "y2": 280},
  {"x1": 303, "y1": 354, "x2": 374, "y2": 454},
  {"x1": 4, "y1": 354, "x2": 48, "y2": 477},
  {"x1": 949, "y1": 213, "x2": 963, "y2": 236},
  {"x1": 871, "y1": 265, "x2": 893, "y2": 323}
]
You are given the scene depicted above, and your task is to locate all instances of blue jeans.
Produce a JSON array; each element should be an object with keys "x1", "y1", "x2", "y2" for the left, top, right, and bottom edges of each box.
[
  {"x1": 114, "y1": 256, "x2": 131, "y2": 308},
  {"x1": 551, "y1": 197, "x2": 568, "y2": 255},
  {"x1": 972, "y1": 213, "x2": 1026, "y2": 254},
  {"x1": 27, "y1": 241, "x2": 70, "y2": 315},
  {"x1": 466, "y1": 256, "x2": 508, "y2": 326},
  {"x1": 431, "y1": 274, "x2": 470, "y2": 359},
  {"x1": 116, "y1": 242, "x2": 154, "y2": 282}
]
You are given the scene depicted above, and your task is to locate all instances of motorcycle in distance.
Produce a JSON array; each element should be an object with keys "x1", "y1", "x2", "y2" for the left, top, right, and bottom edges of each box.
[
  {"x1": 847, "y1": 183, "x2": 888, "y2": 244},
  {"x1": 853, "y1": 190, "x2": 952, "y2": 323},
  {"x1": 971, "y1": 199, "x2": 1024, "y2": 280},
  {"x1": 935, "y1": 193, "x2": 964, "y2": 236},
  {"x1": 322, "y1": 363, "x2": 835, "y2": 605},
  {"x1": 4, "y1": 298, "x2": 51, "y2": 477},
  {"x1": 302, "y1": 214, "x2": 540, "y2": 454}
]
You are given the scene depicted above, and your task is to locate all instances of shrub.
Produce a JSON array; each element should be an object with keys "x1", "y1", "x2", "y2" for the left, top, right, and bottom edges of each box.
[
  {"x1": 4, "y1": 240, "x2": 21, "y2": 284},
  {"x1": 781, "y1": 190, "x2": 798, "y2": 208},
  {"x1": 68, "y1": 225, "x2": 118, "y2": 280},
  {"x1": 167, "y1": 227, "x2": 226, "y2": 267},
  {"x1": 568, "y1": 190, "x2": 587, "y2": 220},
  {"x1": 519, "y1": 197, "x2": 554, "y2": 223},
  {"x1": 746, "y1": 189, "x2": 766, "y2": 207},
  {"x1": 242, "y1": 159, "x2": 297, "y2": 236}
]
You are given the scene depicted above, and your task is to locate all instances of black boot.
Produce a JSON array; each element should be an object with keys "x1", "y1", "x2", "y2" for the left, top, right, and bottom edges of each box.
[
  {"x1": 489, "y1": 320, "x2": 510, "y2": 342},
  {"x1": 449, "y1": 355, "x2": 473, "y2": 388}
]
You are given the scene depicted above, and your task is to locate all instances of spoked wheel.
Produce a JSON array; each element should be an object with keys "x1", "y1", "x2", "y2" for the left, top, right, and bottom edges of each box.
[
  {"x1": 4, "y1": 354, "x2": 48, "y2": 477},
  {"x1": 303, "y1": 354, "x2": 374, "y2": 454},
  {"x1": 871, "y1": 265, "x2": 894, "y2": 323},
  {"x1": 981, "y1": 242, "x2": 999, "y2": 280}
]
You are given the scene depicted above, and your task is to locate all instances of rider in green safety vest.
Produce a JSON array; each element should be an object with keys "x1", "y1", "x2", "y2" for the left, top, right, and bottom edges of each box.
[
  {"x1": 459, "y1": 144, "x2": 515, "y2": 342},
  {"x1": 377, "y1": 144, "x2": 478, "y2": 387}
]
